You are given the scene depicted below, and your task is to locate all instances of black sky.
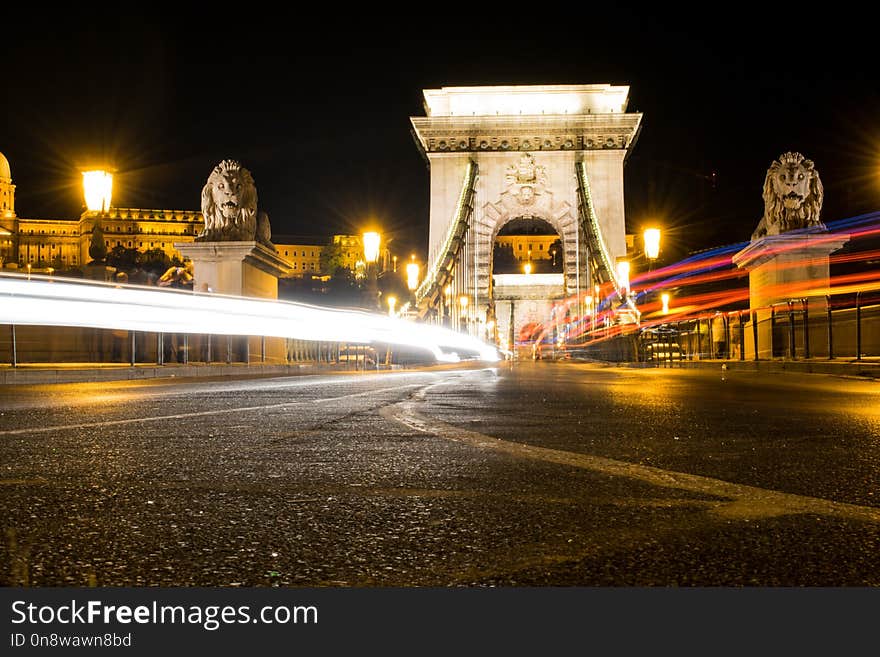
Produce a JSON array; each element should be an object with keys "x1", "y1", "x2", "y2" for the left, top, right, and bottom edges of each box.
[{"x1": 3, "y1": 12, "x2": 879, "y2": 262}]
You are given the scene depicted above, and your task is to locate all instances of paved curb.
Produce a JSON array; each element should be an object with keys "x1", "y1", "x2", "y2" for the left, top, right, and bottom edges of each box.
[
  {"x1": 0, "y1": 359, "x2": 491, "y2": 386},
  {"x1": 585, "y1": 358, "x2": 880, "y2": 379},
  {"x1": 0, "y1": 363, "x2": 363, "y2": 386}
]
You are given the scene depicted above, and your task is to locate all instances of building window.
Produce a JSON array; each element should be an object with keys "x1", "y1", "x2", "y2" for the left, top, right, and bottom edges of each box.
[
  {"x1": 539, "y1": 244, "x2": 544, "y2": 250},
  {"x1": 284, "y1": 250, "x2": 288, "y2": 256},
  {"x1": 518, "y1": 244, "x2": 522, "y2": 250},
  {"x1": 128, "y1": 242, "x2": 132, "y2": 247},
  {"x1": 139, "y1": 242, "x2": 143, "y2": 248}
]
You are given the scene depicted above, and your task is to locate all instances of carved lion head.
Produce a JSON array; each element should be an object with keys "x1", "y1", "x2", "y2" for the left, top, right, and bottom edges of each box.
[
  {"x1": 754, "y1": 152, "x2": 824, "y2": 239},
  {"x1": 199, "y1": 160, "x2": 258, "y2": 241}
]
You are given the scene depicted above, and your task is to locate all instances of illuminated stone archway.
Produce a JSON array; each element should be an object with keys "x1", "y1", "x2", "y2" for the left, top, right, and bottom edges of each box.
[{"x1": 411, "y1": 84, "x2": 642, "y2": 331}]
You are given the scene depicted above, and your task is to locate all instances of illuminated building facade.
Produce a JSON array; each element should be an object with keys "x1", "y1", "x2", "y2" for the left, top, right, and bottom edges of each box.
[
  {"x1": 0, "y1": 151, "x2": 203, "y2": 269},
  {"x1": 494, "y1": 234, "x2": 558, "y2": 261},
  {"x1": 273, "y1": 236, "x2": 325, "y2": 277},
  {"x1": 0, "y1": 152, "x2": 396, "y2": 277}
]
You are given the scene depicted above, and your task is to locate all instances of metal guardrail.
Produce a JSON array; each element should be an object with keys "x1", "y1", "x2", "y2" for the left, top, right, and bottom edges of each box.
[
  {"x1": 636, "y1": 297, "x2": 879, "y2": 365},
  {"x1": 0, "y1": 272, "x2": 499, "y2": 368},
  {"x1": 558, "y1": 293, "x2": 879, "y2": 366}
]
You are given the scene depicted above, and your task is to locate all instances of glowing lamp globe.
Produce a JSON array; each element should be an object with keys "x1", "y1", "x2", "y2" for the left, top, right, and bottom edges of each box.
[
  {"x1": 362, "y1": 232, "x2": 381, "y2": 264},
  {"x1": 82, "y1": 170, "x2": 113, "y2": 213},
  {"x1": 643, "y1": 228, "x2": 661, "y2": 261},
  {"x1": 406, "y1": 262, "x2": 420, "y2": 291}
]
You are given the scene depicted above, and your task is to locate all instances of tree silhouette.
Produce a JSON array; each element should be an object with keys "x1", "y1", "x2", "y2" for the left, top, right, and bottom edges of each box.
[{"x1": 88, "y1": 221, "x2": 107, "y2": 264}]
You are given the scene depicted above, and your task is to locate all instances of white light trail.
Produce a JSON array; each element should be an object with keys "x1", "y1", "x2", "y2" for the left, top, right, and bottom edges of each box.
[{"x1": 0, "y1": 274, "x2": 499, "y2": 363}]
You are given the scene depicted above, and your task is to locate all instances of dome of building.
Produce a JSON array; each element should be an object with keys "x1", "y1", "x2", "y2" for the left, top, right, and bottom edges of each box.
[{"x1": 0, "y1": 152, "x2": 10, "y2": 181}]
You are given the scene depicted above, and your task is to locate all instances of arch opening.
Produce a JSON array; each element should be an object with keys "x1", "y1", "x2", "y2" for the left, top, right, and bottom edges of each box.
[{"x1": 493, "y1": 217, "x2": 563, "y2": 276}]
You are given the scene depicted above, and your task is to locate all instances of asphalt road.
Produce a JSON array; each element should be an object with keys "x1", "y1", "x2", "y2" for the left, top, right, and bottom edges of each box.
[{"x1": 1, "y1": 362, "x2": 878, "y2": 586}]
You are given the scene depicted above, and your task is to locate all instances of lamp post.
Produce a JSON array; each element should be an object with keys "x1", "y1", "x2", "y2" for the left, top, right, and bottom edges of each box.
[
  {"x1": 643, "y1": 227, "x2": 661, "y2": 271},
  {"x1": 459, "y1": 295, "x2": 469, "y2": 334},
  {"x1": 362, "y1": 231, "x2": 381, "y2": 310},
  {"x1": 616, "y1": 260, "x2": 630, "y2": 300}
]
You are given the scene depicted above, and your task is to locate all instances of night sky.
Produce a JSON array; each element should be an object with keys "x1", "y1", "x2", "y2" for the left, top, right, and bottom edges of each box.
[{"x1": 3, "y1": 12, "x2": 878, "y2": 263}]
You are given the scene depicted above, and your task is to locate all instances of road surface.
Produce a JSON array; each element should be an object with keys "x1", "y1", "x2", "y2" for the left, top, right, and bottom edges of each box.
[{"x1": 1, "y1": 361, "x2": 878, "y2": 585}]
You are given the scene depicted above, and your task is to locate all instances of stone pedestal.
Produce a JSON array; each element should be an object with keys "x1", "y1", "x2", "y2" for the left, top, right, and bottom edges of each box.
[
  {"x1": 83, "y1": 263, "x2": 117, "y2": 283},
  {"x1": 174, "y1": 241, "x2": 290, "y2": 362},
  {"x1": 174, "y1": 241, "x2": 289, "y2": 298},
  {"x1": 733, "y1": 232, "x2": 848, "y2": 358}
]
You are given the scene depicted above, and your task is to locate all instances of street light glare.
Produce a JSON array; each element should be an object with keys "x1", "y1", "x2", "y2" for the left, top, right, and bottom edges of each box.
[
  {"x1": 406, "y1": 262, "x2": 420, "y2": 291},
  {"x1": 616, "y1": 260, "x2": 630, "y2": 294},
  {"x1": 362, "y1": 231, "x2": 381, "y2": 264},
  {"x1": 643, "y1": 228, "x2": 661, "y2": 260},
  {"x1": 82, "y1": 170, "x2": 113, "y2": 212}
]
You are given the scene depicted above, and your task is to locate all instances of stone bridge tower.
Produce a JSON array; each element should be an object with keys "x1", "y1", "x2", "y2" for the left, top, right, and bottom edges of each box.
[{"x1": 410, "y1": 85, "x2": 642, "y2": 341}]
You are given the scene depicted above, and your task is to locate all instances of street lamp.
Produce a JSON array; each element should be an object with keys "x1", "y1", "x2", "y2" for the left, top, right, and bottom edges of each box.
[
  {"x1": 616, "y1": 260, "x2": 630, "y2": 299},
  {"x1": 362, "y1": 232, "x2": 380, "y2": 265},
  {"x1": 387, "y1": 295, "x2": 397, "y2": 317},
  {"x1": 406, "y1": 261, "x2": 419, "y2": 291},
  {"x1": 661, "y1": 292, "x2": 670, "y2": 315},
  {"x1": 82, "y1": 170, "x2": 113, "y2": 213},
  {"x1": 443, "y1": 284, "x2": 452, "y2": 325},
  {"x1": 459, "y1": 295, "x2": 469, "y2": 334},
  {"x1": 523, "y1": 262, "x2": 532, "y2": 275},
  {"x1": 643, "y1": 228, "x2": 661, "y2": 270},
  {"x1": 362, "y1": 231, "x2": 381, "y2": 310}
]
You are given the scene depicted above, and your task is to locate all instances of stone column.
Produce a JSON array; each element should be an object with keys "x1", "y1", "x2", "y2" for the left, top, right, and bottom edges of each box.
[
  {"x1": 732, "y1": 232, "x2": 848, "y2": 358},
  {"x1": 175, "y1": 240, "x2": 290, "y2": 362}
]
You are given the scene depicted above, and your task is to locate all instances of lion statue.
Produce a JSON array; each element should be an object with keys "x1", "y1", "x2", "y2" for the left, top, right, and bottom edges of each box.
[
  {"x1": 197, "y1": 159, "x2": 272, "y2": 245},
  {"x1": 751, "y1": 152, "x2": 824, "y2": 240}
]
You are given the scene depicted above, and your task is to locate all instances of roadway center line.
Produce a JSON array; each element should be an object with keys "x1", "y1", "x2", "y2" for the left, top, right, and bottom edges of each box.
[
  {"x1": 0, "y1": 383, "x2": 425, "y2": 437},
  {"x1": 382, "y1": 391, "x2": 880, "y2": 524}
]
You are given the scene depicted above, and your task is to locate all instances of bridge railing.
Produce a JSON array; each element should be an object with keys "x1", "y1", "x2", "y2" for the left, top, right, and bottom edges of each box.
[
  {"x1": 0, "y1": 272, "x2": 499, "y2": 368},
  {"x1": 567, "y1": 292, "x2": 880, "y2": 365}
]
